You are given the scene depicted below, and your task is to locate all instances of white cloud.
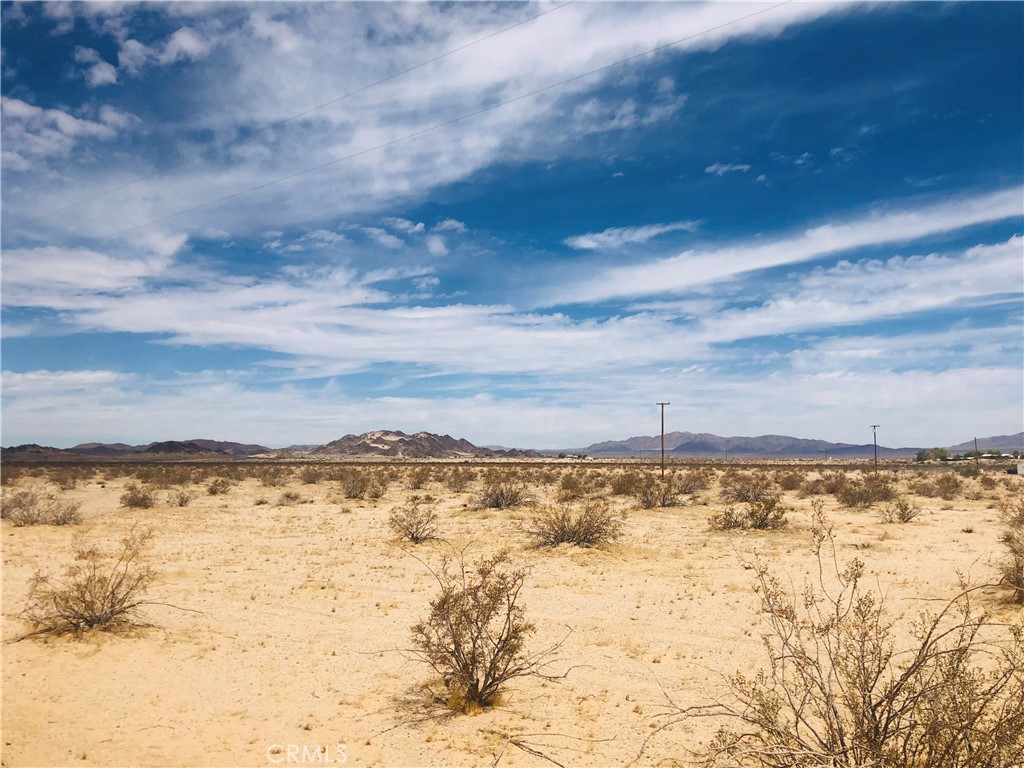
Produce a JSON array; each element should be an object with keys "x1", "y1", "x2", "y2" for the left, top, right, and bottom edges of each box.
[
  {"x1": 564, "y1": 220, "x2": 699, "y2": 250},
  {"x1": 426, "y1": 234, "x2": 448, "y2": 256},
  {"x1": 363, "y1": 227, "x2": 405, "y2": 249},
  {"x1": 705, "y1": 162, "x2": 750, "y2": 175},
  {"x1": 73, "y1": 46, "x2": 118, "y2": 86},
  {"x1": 559, "y1": 187, "x2": 1024, "y2": 304},
  {"x1": 384, "y1": 217, "x2": 425, "y2": 234},
  {"x1": 434, "y1": 218, "x2": 468, "y2": 233}
]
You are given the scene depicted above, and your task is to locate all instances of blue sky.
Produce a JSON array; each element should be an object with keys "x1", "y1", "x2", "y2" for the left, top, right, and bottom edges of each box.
[{"x1": 2, "y1": 1, "x2": 1022, "y2": 449}]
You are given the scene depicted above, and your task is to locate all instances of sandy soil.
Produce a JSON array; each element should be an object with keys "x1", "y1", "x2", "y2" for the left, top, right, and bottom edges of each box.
[{"x1": 2, "y1": 461, "x2": 1021, "y2": 767}]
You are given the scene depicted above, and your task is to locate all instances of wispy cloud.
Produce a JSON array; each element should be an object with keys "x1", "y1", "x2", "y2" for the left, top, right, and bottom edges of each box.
[
  {"x1": 557, "y1": 187, "x2": 1023, "y2": 304},
  {"x1": 705, "y1": 162, "x2": 750, "y2": 175},
  {"x1": 564, "y1": 220, "x2": 699, "y2": 250}
]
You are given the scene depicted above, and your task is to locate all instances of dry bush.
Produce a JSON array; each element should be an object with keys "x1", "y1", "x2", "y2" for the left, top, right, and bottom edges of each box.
[
  {"x1": 298, "y1": 464, "x2": 323, "y2": 484},
  {"x1": 442, "y1": 466, "x2": 475, "y2": 493},
  {"x1": 277, "y1": 490, "x2": 302, "y2": 505},
  {"x1": 610, "y1": 469, "x2": 644, "y2": 496},
  {"x1": 50, "y1": 466, "x2": 91, "y2": 490},
  {"x1": 677, "y1": 466, "x2": 716, "y2": 494},
  {"x1": 837, "y1": 473, "x2": 897, "y2": 508},
  {"x1": 634, "y1": 474, "x2": 680, "y2": 509},
  {"x1": 710, "y1": 495, "x2": 789, "y2": 531},
  {"x1": 477, "y1": 476, "x2": 529, "y2": 509},
  {"x1": 525, "y1": 499, "x2": 625, "y2": 547},
  {"x1": 801, "y1": 470, "x2": 850, "y2": 497},
  {"x1": 388, "y1": 498, "x2": 440, "y2": 543},
  {"x1": 206, "y1": 477, "x2": 232, "y2": 496},
  {"x1": 167, "y1": 487, "x2": 195, "y2": 507},
  {"x1": 879, "y1": 496, "x2": 921, "y2": 524},
  {"x1": 120, "y1": 482, "x2": 156, "y2": 509},
  {"x1": 19, "y1": 528, "x2": 157, "y2": 637},
  {"x1": 411, "y1": 549, "x2": 558, "y2": 712},
  {"x1": 773, "y1": 469, "x2": 806, "y2": 492},
  {"x1": 555, "y1": 471, "x2": 588, "y2": 502},
  {"x1": 255, "y1": 465, "x2": 289, "y2": 487},
  {"x1": 720, "y1": 470, "x2": 777, "y2": 503},
  {"x1": 980, "y1": 475, "x2": 998, "y2": 490},
  {"x1": 406, "y1": 466, "x2": 433, "y2": 490},
  {"x1": 1000, "y1": 498, "x2": 1024, "y2": 604},
  {"x1": 911, "y1": 473, "x2": 964, "y2": 500},
  {"x1": 657, "y1": 515, "x2": 1024, "y2": 767},
  {"x1": 2, "y1": 489, "x2": 82, "y2": 526}
]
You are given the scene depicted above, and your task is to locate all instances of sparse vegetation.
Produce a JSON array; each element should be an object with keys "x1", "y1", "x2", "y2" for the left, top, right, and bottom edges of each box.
[
  {"x1": 477, "y1": 476, "x2": 529, "y2": 509},
  {"x1": 719, "y1": 470, "x2": 776, "y2": 503},
  {"x1": 658, "y1": 515, "x2": 1024, "y2": 768},
  {"x1": 710, "y1": 495, "x2": 788, "y2": 531},
  {"x1": 442, "y1": 466, "x2": 475, "y2": 493},
  {"x1": 1000, "y1": 498, "x2": 1024, "y2": 603},
  {"x1": 168, "y1": 487, "x2": 195, "y2": 507},
  {"x1": 634, "y1": 473, "x2": 679, "y2": 508},
  {"x1": 120, "y1": 482, "x2": 156, "y2": 509},
  {"x1": 837, "y1": 472, "x2": 897, "y2": 508},
  {"x1": 206, "y1": 477, "x2": 232, "y2": 496},
  {"x1": 879, "y1": 496, "x2": 921, "y2": 523},
  {"x1": 411, "y1": 550, "x2": 556, "y2": 713},
  {"x1": 19, "y1": 528, "x2": 157, "y2": 637},
  {"x1": 388, "y1": 498, "x2": 440, "y2": 543},
  {"x1": 2, "y1": 489, "x2": 82, "y2": 526},
  {"x1": 525, "y1": 499, "x2": 624, "y2": 547}
]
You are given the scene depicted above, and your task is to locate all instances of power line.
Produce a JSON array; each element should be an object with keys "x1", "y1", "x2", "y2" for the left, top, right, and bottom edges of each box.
[
  {"x1": 87, "y1": 0, "x2": 792, "y2": 243},
  {"x1": 18, "y1": 0, "x2": 577, "y2": 228}
]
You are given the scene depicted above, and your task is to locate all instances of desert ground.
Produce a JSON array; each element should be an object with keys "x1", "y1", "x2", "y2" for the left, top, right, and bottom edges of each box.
[{"x1": 2, "y1": 459, "x2": 1021, "y2": 767}]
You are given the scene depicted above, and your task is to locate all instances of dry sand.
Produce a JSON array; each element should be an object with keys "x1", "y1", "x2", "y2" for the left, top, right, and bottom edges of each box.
[{"x1": 2, "y1": 462, "x2": 1021, "y2": 767}]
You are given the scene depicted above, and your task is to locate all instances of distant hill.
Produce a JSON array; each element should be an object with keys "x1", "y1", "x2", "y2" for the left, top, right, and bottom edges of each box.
[
  {"x1": 3, "y1": 438, "x2": 271, "y2": 461},
  {"x1": 310, "y1": 430, "x2": 537, "y2": 458},
  {"x1": 945, "y1": 433, "x2": 1024, "y2": 454},
  {"x1": 574, "y1": 431, "x2": 1022, "y2": 458}
]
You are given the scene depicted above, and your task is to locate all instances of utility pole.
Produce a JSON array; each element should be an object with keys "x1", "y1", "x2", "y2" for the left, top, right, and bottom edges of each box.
[
  {"x1": 975, "y1": 437, "x2": 980, "y2": 470},
  {"x1": 657, "y1": 402, "x2": 670, "y2": 479},
  {"x1": 871, "y1": 425, "x2": 880, "y2": 472}
]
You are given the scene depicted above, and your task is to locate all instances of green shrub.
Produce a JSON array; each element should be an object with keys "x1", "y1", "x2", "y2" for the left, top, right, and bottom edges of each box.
[{"x1": 837, "y1": 473, "x2": 897, "y2": 508}]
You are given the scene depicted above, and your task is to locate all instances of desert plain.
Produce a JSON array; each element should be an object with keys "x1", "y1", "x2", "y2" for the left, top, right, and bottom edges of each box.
[{"x1": 2, "y1": 459, "x2": 1022, "y2": 767}]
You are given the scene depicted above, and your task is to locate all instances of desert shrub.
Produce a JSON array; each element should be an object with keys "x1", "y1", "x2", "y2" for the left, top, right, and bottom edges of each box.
[
  {"x1": 278, "y1": 490, "x2": 302, "y2": 505},
  {"x1": 411, "y1": 550, "x2": 555, "y2": 712},
  {"x1": 298, "y1": 465, "x2": 323, "y2": 484},
  {"x1": 50, "y1": 467, "x2": 89, "y2": 490},
  {"x1": 720, "y1": 470, "x2": 776, "y2": 503},
  {"x1": 957, "y1": 464, "x2": 982, "y2": 479},
  {"x1": 120, "y1": 482, "x2": 156, "y2": 509},
  {"x1": 801, "y1": 470, "x2": 850, "y2": 496},
  {"x1": 255, "y1": 465, "x2": 289, "y2": 487},
  {"x1": 910, "y1": 473, "x2": 964, "y2": 500},
  {"x1": 879, "y1": 496, "x2": 921, "y2": 524},
  {"x1": 837, "y1": 473, "x2": 897, "y2": 508},
  {"x1": 555, "y1": 471, "x2": 588, "y2": 502},
  {"x1": 677, "y1": 466, "x2": 715, "y2": 494},
  {"x1": 167, "y1": 487, "x2": 195, "y2": 507},
  {"x1": 1000, "y1": 498, "x2": 1024, "y2": 604},
  {"x1": 1, "y1": 465, "x2": 26, "y2": 486},
  {"x1": 206, "y1": 477, "x2": 231, "y2": 496},
  {"x1": 980, "y1": 475, "x2": 998, "y2": 490},
  {"x1": 337, "y1": 468, "x2": 370, "y2": 498},
  {"x1": 442, "y1": 467, "x2": 475, "y2": 493},
  {"x1": 659, "y1": 515, "x2": 1024, "y2": 767},
  {"x1": 609, "y1": 469, "x2": 644, "y2": 496},
  {"x1": 710, "y1": 495, "x2": 788, "y2": 531},
  {"x1": 406, "y1": 466, "x2": 433, "y2": 490},
  {"x1": 20, "y1": 528, "x2": 156, "y2": 637},
  {"x1": 634, "y1": 474, "x2": 679, "y2": 509},
  {"x1": 525, "y1": 500, "x2": 624, "y2": 547},
  {"x1": 2, "y1": 490, "x2": 82, "y2": 526},
  {"x1": 477, "y1": 477, "x2": 529, "y2": 509},
  {"x1": 773, "y1": 469, "x2": 805, "y2": 492},
  {"x1": 388, "y1": 499, "x2": 440, "y2": 543}
]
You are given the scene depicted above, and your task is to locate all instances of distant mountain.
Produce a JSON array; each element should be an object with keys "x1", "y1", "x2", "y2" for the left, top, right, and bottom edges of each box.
[
  {"x1": 945, "y1": 433, "x2": 1024, "y2": 454},
  {"x1": 143, "y1": 440, "x2": 223, "y2": 455},
  {"x1": 2, "y1": 438, "x2": 271, "y2": 460},
  {"x1": 310, "y1": 430, "x2": 537, "y2": 458},
  {"x1": 580, "y1": 431, "x2": 914, "y2": 458}
]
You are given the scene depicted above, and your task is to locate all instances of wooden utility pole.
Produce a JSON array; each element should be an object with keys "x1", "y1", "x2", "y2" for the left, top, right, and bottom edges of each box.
[
  {"x1": 871, "y1": 425, "x2": 880, "y2": 472},
  {"x1": 657, "y1": 402, "x2": 670, "y2": 479},
  {"x1": 975, "y1": 437, "x2": 980, "y2": 470}
]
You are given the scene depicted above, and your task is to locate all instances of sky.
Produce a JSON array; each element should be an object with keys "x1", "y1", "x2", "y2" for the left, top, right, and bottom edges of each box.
[{"x1": 1, "y1": 1, "x2": 1022, "y2": 450}]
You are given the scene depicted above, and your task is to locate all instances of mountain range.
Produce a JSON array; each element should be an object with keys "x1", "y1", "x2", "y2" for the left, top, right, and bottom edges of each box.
[
  {"x1": 571, "y1": 431, "x2": 1024, "y2": 458},
  {"x1": 2, "y1": 430, "x2": 1020, "y2": 461}
]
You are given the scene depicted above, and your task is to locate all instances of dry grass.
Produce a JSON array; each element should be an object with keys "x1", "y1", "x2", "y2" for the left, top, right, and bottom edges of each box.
[{"x1": 1, "y1": 489, "x2": 82, "y2": 526}]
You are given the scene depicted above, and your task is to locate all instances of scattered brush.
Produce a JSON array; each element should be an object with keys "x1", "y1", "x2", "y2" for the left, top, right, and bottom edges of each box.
[
  {"x1": 525, "y1": 500, "x2": 624, "y2": 547},
  {"x1": 2, "y1": 489, "x2": 82, "y2": 526},
  {"x1": 389, "y1": 499, "x2": 440, "y2": 543}
]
